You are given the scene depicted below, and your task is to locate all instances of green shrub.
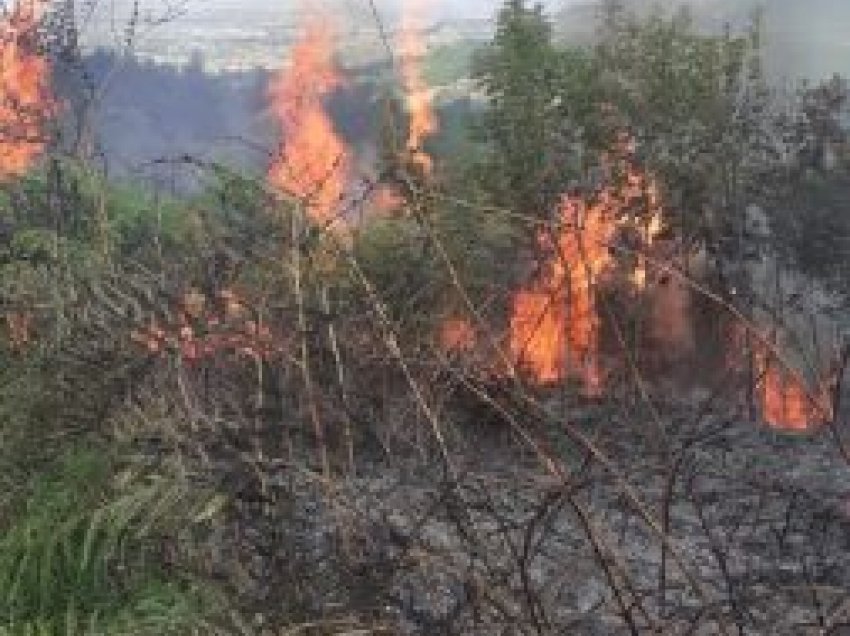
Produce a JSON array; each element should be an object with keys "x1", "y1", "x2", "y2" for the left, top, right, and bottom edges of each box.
[{"x1": 0, "y1": 449, "x2": 225, "y2": 636}]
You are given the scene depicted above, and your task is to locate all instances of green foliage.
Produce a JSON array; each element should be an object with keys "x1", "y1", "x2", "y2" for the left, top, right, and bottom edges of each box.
[
  {"x1": 353, "y1": 199, "x2": 520, "y2": 338},
  {"x1": 471, "y1": 0, "x2": 569, "y2": 219},
  {"x1": 423, "y1": 41, "x2": 478, "y2": 86},
  {"x1": 471, "y1": 0, "x2": 782, "y2": 271},
  {"x1": 0, "y1": 449, "x2": 225, "y2": 636},
  {"x1": 777, "y1": 171, "x2": 850, "y2": 306},
  {"x1": 0, "y1": 162, "x2": 202, "y2": 266},
  {"x1": 353, "y1": 214, "x2": 441, "y2": 332},
  {"x1": 0, "y1": 6, "x2": 844, "y2": 631},
  {"x1": 594, "y1": 4, "x2": 776, "y2": 261}
]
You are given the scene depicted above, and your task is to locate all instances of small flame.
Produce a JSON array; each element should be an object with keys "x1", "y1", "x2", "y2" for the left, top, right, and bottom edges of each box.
[
  {"x1": 0, "y1": 0, "x2": 54, "y2": 178},
  {"x1": 268, "y1": 16, "x2": 349, "y2": 226},
  {"x1": 755, "y1": 346, "x2": 833, "y2": 430},
  {"x1": 632, "y1": 189, "x2": 663, "y2": 289},
  {"x1": 398, "y1": 0, "x2": 437, "y2": 173}
]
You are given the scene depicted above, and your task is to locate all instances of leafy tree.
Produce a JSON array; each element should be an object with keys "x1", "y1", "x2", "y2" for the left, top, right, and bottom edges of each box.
[
  {"x1": 593, "y1": 4, "x2": 777, "y2": 276},
  {"x1": 471, "y1": 0, "x2": 568, "y2": 220},
  {"x1": 771, "y1": 75, "x2": 850, "y2": 307}
]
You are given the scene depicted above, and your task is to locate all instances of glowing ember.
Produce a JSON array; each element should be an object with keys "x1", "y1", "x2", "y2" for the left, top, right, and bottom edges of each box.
[
  {"x1": 4, "y1": 310, "x2": 32, "y2": 350},
  {"x1": 0, "y1": 0, "x2": 54, "y2": 178},
  {"x1": 131, "y1": 288, "x2": 284, "y2": 363},
  {"x1": 370, "y1": 183, "x2": 404, "y2": 213},
  {"x1": 398, "y1": 0, "x2": 438, "y2": 174},
  {"x1": 440, "y1": 317, "x2": 476, "y2": 353},
  {"x1": 268, "y1": 17, "x2": 349, "y2": 226}
]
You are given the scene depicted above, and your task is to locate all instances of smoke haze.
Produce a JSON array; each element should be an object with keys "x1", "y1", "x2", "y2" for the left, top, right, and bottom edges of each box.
[{"x1": 75, "y1": 0, "x2": 848, "y2": 188}]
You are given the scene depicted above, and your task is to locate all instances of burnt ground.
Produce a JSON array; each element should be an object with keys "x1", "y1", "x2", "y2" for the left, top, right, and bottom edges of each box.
[{"x1": 207, "y1": 389, "x2": 850, "y2": 635}]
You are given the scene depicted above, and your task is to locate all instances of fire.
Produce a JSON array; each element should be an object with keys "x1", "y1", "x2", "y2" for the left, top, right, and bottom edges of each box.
[
  {"x1": 509, "y1": 192, "x2": 619, "y2": 395},
  {"x1": 131, "y1": 288, "x2": 285, "y2": 363},
  {"x1": 508, "y1": 157, "x2": 665, "y2": 395},
  {"x1": 268, "y1": 17, "x2": 349, "y2": 226},
  {"x1": 632, "y1": 204, "x2": 663, "y2": 289},
  {"x1": 398, "y1": 0, "x2": 437, "y2": 174},
  {"x1": 754, "y1": 345, "x2": 833, "y2": 430},
  {"x1": 509, "y1": 285, "x2": 569, "y2": 385},
  {"x1": 0, "y1": 0, "x2": 54, "y2": 178},
  {"x1": 440, "y1": 317, "x2": 476, "y2": 353}
]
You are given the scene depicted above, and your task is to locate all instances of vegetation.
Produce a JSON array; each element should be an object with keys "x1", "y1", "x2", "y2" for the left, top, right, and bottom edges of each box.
[{"x1": 1, "y1": 1, "x2": 848, "y2": 634}]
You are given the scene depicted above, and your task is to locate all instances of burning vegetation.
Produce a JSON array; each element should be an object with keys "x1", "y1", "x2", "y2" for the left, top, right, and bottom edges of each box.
[
  {"x1": 0, "y1": 0, "x2": 53, "y2": 178},
  {"x1": 754, "y1": 341, "x2": 836, "y2": 430},
  {"x1": 2, "y1": 2, "x2": 850, "y2": 634},
  {"x1": 260, "y1": 9, "x2": 841, "y2": 431},
  {"x1": 508, "y1": 154, "x2": 666, "y2": 396},
  {"x1": 398, "y1": 0, "x2": 438, "y2": 174},
  {"x1": 268, "y1": 15, "x2": 349, "y2": 226}
]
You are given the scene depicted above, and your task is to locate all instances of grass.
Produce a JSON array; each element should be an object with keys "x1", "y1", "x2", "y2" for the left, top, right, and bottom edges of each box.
[{"x1": 0, "y1": 449, "x2": 225, "y2": 636}]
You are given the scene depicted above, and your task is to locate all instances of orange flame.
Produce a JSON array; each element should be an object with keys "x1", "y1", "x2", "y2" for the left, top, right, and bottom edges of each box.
[
  {"x1": 509, "y1": 193, "x2": 619, "y2": 395},
  {"x1": 508, "y1": 155, "x2": 665, "y2": 395},
  {"x1": 398, "y1": 0, "x2": 437, "y2": 173},
  {"x1": 754, "y1": 346, "x2": 833, "y2": 430},
  {"x1": 268, "y1": 17, "x2": 349, "y2": 226},
  {"x1": 0, "y1": 0, "x2": 54, "y2": 178}
]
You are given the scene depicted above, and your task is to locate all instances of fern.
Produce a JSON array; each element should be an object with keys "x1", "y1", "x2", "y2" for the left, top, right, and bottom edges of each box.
[{"x1": 0, "y1": 449, "x2": 227, "y2": 635}]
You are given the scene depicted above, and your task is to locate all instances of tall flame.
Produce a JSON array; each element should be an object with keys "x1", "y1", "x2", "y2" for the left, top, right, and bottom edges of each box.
[
  {"x1": 508, "y1": 157, "x2": 665, "y2": 395},
  {"x1": 268, "y1": 17, "x2": 349, "y2": 226},
  {"x1": 509, "y1": 192, "x2": 619, "y2": 395},
  {"x1": 0, "y1": 0, "x2": 53, "y2": 178},
  {"x1": 398, "y1": 0, "x2": 437, "y2": 173}
]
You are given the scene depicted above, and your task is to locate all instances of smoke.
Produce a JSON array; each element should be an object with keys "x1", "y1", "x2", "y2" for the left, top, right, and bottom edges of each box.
[{"x1": 551, "y1": 0, "x2": 850, "y2": 82}]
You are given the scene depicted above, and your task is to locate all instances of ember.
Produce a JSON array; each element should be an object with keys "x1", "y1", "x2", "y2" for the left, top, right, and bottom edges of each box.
[
  {"x1": 755, "y1": 346, "x2": 833, "y2": 430},
  {"x1": 440, "y1": 317, "x2": 476, "y2": 353}
]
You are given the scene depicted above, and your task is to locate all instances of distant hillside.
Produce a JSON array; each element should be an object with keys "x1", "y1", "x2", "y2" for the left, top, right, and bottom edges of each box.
[
  {"x1": 78, "y1": 50, "x2": 461, "y2": 191},
  {"x1": 74, "y1": 1, "x2": 848, "y2": 190}
]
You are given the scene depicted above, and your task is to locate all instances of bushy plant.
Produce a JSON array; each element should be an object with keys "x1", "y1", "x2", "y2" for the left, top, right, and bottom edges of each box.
[{"x1": 0, "y1": 449, "x2": 226, "y2": 636}]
